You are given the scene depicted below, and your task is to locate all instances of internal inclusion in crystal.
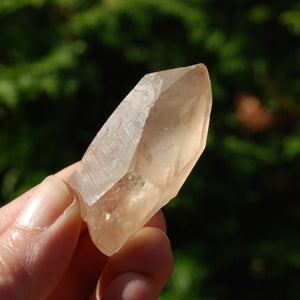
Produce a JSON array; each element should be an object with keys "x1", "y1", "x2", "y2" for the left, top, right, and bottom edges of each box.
[{"x1": 81, "y1": 172, "x2": 161, "y2": 256}]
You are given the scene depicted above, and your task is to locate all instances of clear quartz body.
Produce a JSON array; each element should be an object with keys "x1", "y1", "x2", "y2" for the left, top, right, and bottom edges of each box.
[{"x1": 68, "y1": 63, "x2": 212, "y2": 256}]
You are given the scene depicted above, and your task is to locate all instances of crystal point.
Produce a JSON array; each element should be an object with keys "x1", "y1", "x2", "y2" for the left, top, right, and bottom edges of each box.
[{"x1": 68, "y1": 63, "x2": 212, "y2": 256}]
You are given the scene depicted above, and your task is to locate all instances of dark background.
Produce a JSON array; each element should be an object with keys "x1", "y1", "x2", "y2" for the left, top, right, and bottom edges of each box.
[{"x1": 0, "y1": 1, "x2": 299, "y2": 299}]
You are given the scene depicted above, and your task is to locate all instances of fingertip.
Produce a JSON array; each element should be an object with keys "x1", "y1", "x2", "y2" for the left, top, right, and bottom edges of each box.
[
  {"x1": 99, "y1": 227, "x2": 173, "y2": 297},
  {"x1": 55, "y1": 162, "x2": 80, "y2": 181}
]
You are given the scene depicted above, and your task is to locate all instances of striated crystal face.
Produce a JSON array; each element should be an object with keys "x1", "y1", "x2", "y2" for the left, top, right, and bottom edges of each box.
[{"x1": 68, "y1": 63, "x2": 212, "y2": 256}]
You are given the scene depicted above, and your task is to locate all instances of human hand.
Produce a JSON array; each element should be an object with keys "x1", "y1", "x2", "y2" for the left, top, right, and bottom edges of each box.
[{"x1": 0, "y1": 163, "x2": 173, "y2": 299}]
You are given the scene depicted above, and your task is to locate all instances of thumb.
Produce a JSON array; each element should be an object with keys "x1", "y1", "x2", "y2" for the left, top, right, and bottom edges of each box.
[{"x1": 0, "y1": 175, "x2": 81, "y2": 300}]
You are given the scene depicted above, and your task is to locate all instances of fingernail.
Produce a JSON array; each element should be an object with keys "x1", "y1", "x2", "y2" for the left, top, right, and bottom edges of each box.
[
  {"x1": 123, "y1": 277, "x2": 156, "y2": 300},
  {"x1": 16, "y1": 175, "x2": 75, "y2": 229},
  {"x1": 101, "y1": 273, "x2": 156, "y2": 300}
]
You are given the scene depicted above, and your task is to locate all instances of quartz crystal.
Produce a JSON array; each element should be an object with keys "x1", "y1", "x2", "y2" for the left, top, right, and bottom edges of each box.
[{"x1": 68, "y1": 63, "x2": 212, "y2": 256}]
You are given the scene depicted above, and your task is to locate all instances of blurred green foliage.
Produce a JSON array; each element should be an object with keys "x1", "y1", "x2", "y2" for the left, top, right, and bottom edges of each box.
[{"x1": 0, "y1": 0, "x2": 299, "y2": 299}]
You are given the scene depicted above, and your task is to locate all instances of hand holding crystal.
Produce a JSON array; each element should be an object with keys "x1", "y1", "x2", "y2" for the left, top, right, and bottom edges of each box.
[
  {"x1": 0, "y1": 163, "x2": 173, "y2": 300},
  {"x1": 0, "y1": 63, "x2": 212, "y2": 299}
]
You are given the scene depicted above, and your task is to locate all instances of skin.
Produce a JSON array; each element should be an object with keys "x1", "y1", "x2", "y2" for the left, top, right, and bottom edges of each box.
[{"x1": 0, "y1": 163, "x2": 173, "y2": 300}]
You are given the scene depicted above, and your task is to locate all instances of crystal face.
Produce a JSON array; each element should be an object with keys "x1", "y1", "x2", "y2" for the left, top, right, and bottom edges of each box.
[{"x1": 68, "y1": 63, "x2": 212, "y2": 256}]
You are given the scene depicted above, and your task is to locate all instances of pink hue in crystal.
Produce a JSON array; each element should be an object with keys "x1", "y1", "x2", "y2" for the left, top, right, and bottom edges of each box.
[{"x1": 68, "y1": 64, "x2": 212, "y2": 256}]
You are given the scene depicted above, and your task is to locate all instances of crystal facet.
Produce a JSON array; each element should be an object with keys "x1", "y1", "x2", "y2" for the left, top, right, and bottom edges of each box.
[{"x1": 68, "y1": 63, "x2": 212, "y2": 256}]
